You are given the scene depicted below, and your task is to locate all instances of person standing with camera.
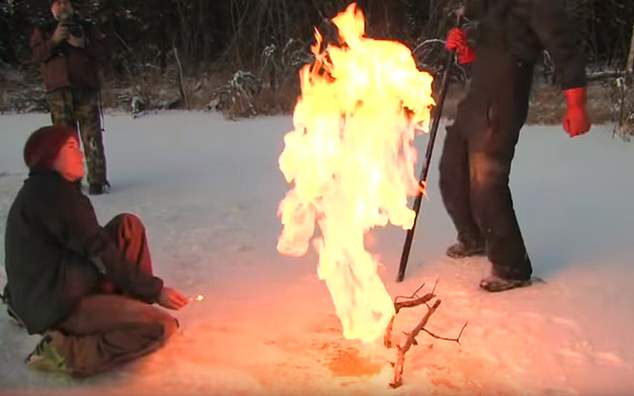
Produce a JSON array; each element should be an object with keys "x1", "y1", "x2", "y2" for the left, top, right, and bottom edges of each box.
[{"x1": 30, "y1": 0, "x2": 110, "y2": 195}]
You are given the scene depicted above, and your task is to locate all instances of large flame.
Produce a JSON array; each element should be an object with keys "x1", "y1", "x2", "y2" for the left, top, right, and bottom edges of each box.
[{"x1": 277, "y1": 3, "x2": 435, "y2": 343}]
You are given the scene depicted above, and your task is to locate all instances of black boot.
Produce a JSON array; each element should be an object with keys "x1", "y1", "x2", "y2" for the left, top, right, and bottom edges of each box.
[
  {"x1": 479, "y1": 274, "x2": 532, "y2": 292},
  {"x1": 25, "y1": 332, "x2": 69, "y2": 373},
  {"x1": 88, "y1": 180, "x2": 111, "y2": 195},
  {"x1": 446, "y1": 239, "x2": 485, "y2": 259}
]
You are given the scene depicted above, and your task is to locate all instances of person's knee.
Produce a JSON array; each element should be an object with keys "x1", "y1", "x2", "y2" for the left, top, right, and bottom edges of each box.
[
  {"x1": 470, "y1": 152, "x2": 510, "y2": 189},
  {"x1": 149, "y1": 308, "x2": 179, "y2": 340},
  {"x1": 161, "y1": 316, "x2": 179, "y2": 339},
  {"x1": 113, "y1": 213, "x2": 145, "y2": 234},
  {"x1": 469, "y1": 153, "x2": 511, "y2": 215}
]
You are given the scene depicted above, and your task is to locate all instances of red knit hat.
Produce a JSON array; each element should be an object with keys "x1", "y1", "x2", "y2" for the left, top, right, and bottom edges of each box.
[{"x1": 23, "y1": 126, "x2": 77, "y2": 170}]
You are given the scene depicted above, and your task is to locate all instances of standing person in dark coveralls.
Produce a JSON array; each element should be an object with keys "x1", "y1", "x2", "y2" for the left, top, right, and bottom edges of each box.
[
  {"x1": 30, "y1": 0, "x2": 110, "y2": 195},
  {"x1": 3, "y1": 125, "x2": 189, "y2": 376},
  {"x1": 439, "y1": 0, "x2": 591, "y2": 292}
]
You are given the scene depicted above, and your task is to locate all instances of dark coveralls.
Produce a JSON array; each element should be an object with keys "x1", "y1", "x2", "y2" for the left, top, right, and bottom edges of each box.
[{"x1": 438, "y1": 0, "x2": 586, "y2": 280}]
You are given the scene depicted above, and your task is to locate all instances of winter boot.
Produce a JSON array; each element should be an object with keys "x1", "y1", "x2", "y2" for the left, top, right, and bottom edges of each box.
[
  {"x1": 25, "y1": 332, "x2": 70, "y2": 374},
  {"x1": 479, "y1": 274, "x2": 532, "y2": 292},
  {"x1": 446, "y1": 239, "x2": 485, "y2": 259},
  {"x1": 89, "y1": 180, "x2": 111, "y2": 195}
]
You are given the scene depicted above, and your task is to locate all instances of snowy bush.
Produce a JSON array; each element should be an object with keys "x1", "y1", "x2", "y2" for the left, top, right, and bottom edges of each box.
[
  {"x1": 212, "y1": 71, "x2": 261, "y2": 120},
  {"x1": 260, "y1": 39, "x2": 312, "y2": 90}
]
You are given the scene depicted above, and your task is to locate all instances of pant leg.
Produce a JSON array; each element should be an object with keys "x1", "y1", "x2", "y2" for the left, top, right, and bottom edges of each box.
[
  {"x1": 53, "y1": 294, "x2": 178, "y2": 377},
  {"x1": 47, "y1": 88, "x2": 77, "y2": 128},
  {"x1": 469, "y1": 152, "x2": 531, "y2": 279},
  {"x1": 439, "y1": 119, "x2": 483, "y2": 245},
  {"x1": 73, "y1": 88, "x2": 107, "y2": 186},
  {"x1": 467, "y1": 51, "x2": 534, "y2": 280},
  {"x1": 99, "y1": 213, "x2": 153, "y2": 293},
  {"x1": 49, "y1": 214, "x2": 174, "y2": 376}
]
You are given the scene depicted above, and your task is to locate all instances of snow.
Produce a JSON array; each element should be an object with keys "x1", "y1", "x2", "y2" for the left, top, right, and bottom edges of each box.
[{"x1": 1, "y1": 111, "x2": 633, "y2": 395}]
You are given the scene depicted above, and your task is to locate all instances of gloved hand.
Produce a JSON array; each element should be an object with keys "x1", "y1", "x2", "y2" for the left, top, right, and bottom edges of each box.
[
  {"x1": 563, "y1": 87, "x2": 591, "y2": 137},
  {"x1": 67, "y1": 34, "x2": 85, "y2": 48},
  {"x1": 445, "y1": 28, "x2": 475, "y2": 64},
  {"x1": 51, "y1": 23, "x2": 70, "y2": 45}
]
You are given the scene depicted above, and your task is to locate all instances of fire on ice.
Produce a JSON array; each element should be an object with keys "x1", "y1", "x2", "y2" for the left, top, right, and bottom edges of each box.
[{"x1": 277, "y1": 3, "x2": 435, "y2": 343}]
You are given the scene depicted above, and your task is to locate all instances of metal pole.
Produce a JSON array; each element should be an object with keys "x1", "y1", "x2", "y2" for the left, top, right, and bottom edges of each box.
[{"x1": 397, "y1": 17, "x2": 461, "y2": 282}]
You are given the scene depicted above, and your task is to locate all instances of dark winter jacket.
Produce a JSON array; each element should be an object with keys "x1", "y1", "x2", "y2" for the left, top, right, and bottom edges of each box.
[
  {"x1": 30, "y1": 18, "x2": 108, "y2": 92},
  {"x1": 465, "y1": 0, "x2": 586, "y2": 89},
  {"x1": 4, "y1": 171, "x2": 163, "y2": 334}
]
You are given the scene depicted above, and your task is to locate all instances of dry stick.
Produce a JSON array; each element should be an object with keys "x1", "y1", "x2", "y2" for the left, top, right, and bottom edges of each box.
[
  {"x1": 390, "y1": 300, "x2": 442, "y2": 389},
  {"x1": 394, "y1": 279, "x2": 439, "y2": 310},
  {"x1": 384, "y1": 294, "x2": 435, "y2": 347},
  {"x1": 393, "y1": 282, "x2": 426, "y2": 304},
  {"x1": 384, "y1": 288, "x2": 436, "y2": 348},
  {"x1": 385, "y1": 280, "x2": 438, "y2": 348},
  {"x1": 394, "y1": 292, "x2": 436, "y2": 314},
  {"x1": 114, "y1": 31, "x2": 135, "y2": 55},
  {"x1": 421, "y1": 322, "x2": 468, "y2": 344},
  {"x1": 385, "y1": 280, "x2": 469, "y2": 388},
  {"x1": 389, "y1": 317, "x2": 469, "y2": 389}
]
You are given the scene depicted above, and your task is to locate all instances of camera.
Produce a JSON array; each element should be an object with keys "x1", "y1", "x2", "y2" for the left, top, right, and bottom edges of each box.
[{"x1": 59, "y1": 10, "x2": 84, "y2": 38}]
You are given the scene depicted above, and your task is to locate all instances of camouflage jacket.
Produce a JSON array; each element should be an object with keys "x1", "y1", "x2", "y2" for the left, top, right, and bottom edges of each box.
[
  {"x1": 464, "y1": 0, "x2": 586, "y2": 89},
  {"x1": 30, "y1": 18, "x2": 108, "y2": 92}
]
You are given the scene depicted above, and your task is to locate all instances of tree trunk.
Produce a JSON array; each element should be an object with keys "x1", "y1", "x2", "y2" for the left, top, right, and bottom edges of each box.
[{"x1": 625, "y1": 24, "x2": 634, "y2": 73}]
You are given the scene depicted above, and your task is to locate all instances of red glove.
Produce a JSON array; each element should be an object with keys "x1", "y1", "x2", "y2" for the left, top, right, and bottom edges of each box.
[
  {"x1": 563, "y1": 87, "x2": 591, "y2": 137},
  {"x1": 445, "y1": 28, "x2": 475, "y2": 65}
]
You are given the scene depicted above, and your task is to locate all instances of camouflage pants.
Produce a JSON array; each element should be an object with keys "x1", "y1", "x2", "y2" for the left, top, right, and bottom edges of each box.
[{"x1": 47, "y1": 88, "x2": 107, "y2": 185}]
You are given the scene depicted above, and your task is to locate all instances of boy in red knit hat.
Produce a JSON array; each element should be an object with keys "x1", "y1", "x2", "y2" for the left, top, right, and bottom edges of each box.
[
  {"x1": 23, "y1": 125, "x2": 83, "y2": 177},
  {"x1": 3, "y1": 125, "x2": 189, "y2": 376}
]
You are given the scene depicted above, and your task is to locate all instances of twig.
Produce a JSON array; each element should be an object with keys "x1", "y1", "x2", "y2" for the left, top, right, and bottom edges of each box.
[
  {"x1": 385, "y1": 281, "x2": 436, "y2": 348},
  {"x1": 420, "y1": 322, "x2": 468, "y2": 344},
  {"x1": 394, "y1": 292, "x2": 436, "y2": 314},
  {"x1": 430, "y1": 278, "x2": 439, "y2": 294},
  {"x1": 385, "y1": 280, "x2": 468, "y2": 389},
  {"x1": 113, "y1": 31, "x2": 135, "y2": 55},
  {"x1": 390, "y1": 300, "x2": 441, "y2": 388},
  {"x1": 394, "y1": 282, "x2": 426, "y2": 302},
  {"x1": 393, "y1": 280, "x2": 438, "y2": 312}
]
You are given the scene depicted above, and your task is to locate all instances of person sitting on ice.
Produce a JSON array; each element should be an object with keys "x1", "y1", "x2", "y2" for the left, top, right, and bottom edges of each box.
[{"x1": 2, "y1": 125, "x2": 188, "y2": 377}]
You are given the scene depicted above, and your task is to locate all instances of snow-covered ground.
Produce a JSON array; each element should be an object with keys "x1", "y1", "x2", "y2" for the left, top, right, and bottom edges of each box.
[{"x1": 0, "y1": 112, "x2": 632, "y2": 396}]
